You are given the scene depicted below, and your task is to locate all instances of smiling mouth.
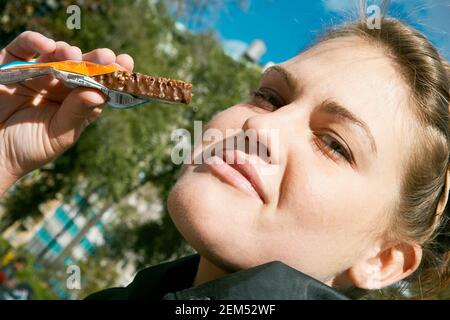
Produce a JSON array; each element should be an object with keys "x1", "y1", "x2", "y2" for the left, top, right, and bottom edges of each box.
[{"x1": 205, "y1": 149, "x2": 266, "y2": 203}]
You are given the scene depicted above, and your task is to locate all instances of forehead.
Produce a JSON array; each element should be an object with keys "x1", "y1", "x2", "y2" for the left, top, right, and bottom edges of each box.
[
  {"x1": 280, "y1": 36, "x2": 415, "y2": 178},
  {"x1": 281, "y1": 37, "x2": 408, "y2": 105}
]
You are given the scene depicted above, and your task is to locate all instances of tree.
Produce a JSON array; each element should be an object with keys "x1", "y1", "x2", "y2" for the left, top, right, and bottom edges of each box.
[{"x1": 0, "y1": 0, "x2": 261, "y2": 290}]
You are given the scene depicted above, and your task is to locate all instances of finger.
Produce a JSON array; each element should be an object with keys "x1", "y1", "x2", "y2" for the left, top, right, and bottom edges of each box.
[
  {"x1": 0, "y1": 85, "x2": 30, "y2": 122},
  {"x1": 0, "y1": 31, "x2": 56, "y2": 63},
  {"x1": 52, "y1": 88, "x2": 107, "y2": 147},
  {"x1": 55, "y1": 44, "x2": 82, "y2": 61},
  {"x1": 32, "y1": 48, "x2": 122, "y2": 102},
  {"x1": 34, "y1": 46, "x2": 115, "y2": 100},
  {"x1": 37, "y1": 41, "x2": 82, "y2": 62},
  {"x1": 115, "y1": 53, "x2": 134, "y2": 72},
  {"x1": 82, "y1": 48, "x2": 116, "y2": 65},
  {"x1": 89, "y1": 106, "x2": 104, "y2": 121},
  {"x1": 36, "y1": 41, "x2": 68, "y2": 62},
  {"x1": 21, "y1": 77, "x2": 72, "y2": 102},
  {"x1": 81, "y1": 106, "x2": 104, "y2": 131},
  {"x1": 26, "y1": 43, "x2": 83, "y2": 99},
  {"x1": 57, "y1": 87, "x2": 106, "y2": 130}
]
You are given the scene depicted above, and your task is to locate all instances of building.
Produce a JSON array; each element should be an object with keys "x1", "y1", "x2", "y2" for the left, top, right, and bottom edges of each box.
[
  {"x1": 243, "y1": 39, "x2": 267, "y2": 64},
  {"x1": 25, "y1": 195, "x2": 110, "y2": 265},
  {"x1": 2, "y1": 192, "x2": 110, "y2": 265}
]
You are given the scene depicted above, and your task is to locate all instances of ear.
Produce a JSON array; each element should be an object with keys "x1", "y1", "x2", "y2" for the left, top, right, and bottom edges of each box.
[{"x1": 346, "y1": 242, "x2": 423, "y2": 290}]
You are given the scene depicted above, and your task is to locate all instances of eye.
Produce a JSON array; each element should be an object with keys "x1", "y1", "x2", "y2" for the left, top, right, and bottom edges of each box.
[
  {"x1": 313, "y1": 132, "x2": 353, "y2": 164},
  {"x1": 251, "y1": 87, "x2": 285, "y2": 110}
]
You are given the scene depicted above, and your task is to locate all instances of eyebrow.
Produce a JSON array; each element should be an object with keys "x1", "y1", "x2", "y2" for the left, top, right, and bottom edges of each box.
[
  {"x1": 317, "y1": 100, "x2": 378, "y2": 156},
  {"x1": 263, "y1": 65, "x2": 297, "y2": 92},
  {"x1": 264, "y1": 65, "x2": 378, "y2": 156}
]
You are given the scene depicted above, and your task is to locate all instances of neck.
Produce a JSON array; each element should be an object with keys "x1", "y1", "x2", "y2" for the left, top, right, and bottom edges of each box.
[{"x1": 193, "y1": 256, "x2": 228, "y2": 287}]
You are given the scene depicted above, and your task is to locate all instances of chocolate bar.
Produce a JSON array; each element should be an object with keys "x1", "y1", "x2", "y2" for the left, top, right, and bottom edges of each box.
[{"x1": 92, "y1": 71, "x2": 192, "y2": 104}]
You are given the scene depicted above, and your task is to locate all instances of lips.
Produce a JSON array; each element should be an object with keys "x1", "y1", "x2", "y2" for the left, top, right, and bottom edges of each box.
[{"x1": 206, "y1": 149, "x2": 266, "y2": 203}]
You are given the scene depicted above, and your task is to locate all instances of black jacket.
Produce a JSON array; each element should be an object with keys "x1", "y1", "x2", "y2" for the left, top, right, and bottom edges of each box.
[{"x1": 86, "y1": 255, "x2": 348, "y2": 300}]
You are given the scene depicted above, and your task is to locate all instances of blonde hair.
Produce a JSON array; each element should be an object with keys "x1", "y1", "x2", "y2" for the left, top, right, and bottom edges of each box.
[{"x1": 320, "y1": 18, "x2": 450, "y2": 299}]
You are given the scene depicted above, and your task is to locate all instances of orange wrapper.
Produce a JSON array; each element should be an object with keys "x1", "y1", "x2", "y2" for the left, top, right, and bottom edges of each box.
[{"x1": 8, "y1": 60, "x2": 125, "y2": 76}]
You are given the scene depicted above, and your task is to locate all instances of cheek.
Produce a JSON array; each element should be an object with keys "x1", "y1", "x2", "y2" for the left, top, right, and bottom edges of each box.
[
  {"x1": 286, "y1": 150, "x2": 380, "y2": 227},
  {"x1": 259, "y1": 167, "x2": 379, "y2": 277},
  {"x1": 277, "y1": 158, "x2": 382, "y2": 253},
  {"x1": 279, "y1": 170, "x2": 342, "y2": 233}
]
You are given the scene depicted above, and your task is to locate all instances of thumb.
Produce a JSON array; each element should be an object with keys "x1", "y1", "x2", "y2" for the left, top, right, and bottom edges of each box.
[{"x1": 52, "y1": 88, "x2": 106, "y2": 145}]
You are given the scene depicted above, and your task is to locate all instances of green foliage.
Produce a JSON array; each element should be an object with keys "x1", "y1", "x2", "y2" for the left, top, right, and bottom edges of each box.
[
  {"x1": 0, "y1": 238, "x2": 58, "y2": 299},
  {"x1": 73, "y1": 246, "x2": 121, "y2": 298},
  {"x1": 0, "y1": 0, "x2": 261, "y2": 294}
]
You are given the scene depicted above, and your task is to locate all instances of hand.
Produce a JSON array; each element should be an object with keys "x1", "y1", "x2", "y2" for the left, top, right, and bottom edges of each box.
[{"x1": 0, "y1": 31, "x2": 134, "y2": 195}]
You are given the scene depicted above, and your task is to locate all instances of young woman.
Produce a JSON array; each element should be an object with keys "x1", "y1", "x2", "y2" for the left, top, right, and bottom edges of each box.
[{"x1": 0, "y1": 17, "x2": 448, "y2": 299}]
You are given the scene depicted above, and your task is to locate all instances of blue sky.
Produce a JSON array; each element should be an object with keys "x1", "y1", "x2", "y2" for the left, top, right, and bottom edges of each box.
[{"x1": 192, "y1": 0, "x2": 449, "y2": 64}]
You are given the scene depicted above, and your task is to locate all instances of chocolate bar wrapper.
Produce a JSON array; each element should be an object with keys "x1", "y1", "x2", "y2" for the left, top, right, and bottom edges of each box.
[
  {"x1": 0, "y1": 67, "x2": 192, "y2": 109},
  {"x1": 93, "y1": 71, "x2": 192, "y2": 104}
]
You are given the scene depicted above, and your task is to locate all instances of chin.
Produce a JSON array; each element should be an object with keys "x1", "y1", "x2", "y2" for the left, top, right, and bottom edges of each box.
[{"x1": 167, "y1": 164, "x2": 262, "y2": 271}]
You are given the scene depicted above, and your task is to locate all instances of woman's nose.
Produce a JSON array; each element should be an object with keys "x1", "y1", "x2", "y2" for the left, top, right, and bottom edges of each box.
[
  {"x1": 242, "y1": 104, "x2": 309, "y2": 166},
  {"x1": 241, "y1": 110, "x2": 286, "y2": 166}
]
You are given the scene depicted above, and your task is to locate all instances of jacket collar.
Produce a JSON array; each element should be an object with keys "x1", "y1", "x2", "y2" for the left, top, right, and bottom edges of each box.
[{"x1": 127, "y1": 255, "x2": 348, "y2": 300}]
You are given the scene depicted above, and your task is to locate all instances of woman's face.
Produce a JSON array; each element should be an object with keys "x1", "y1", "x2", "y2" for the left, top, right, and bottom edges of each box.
[{"x1": 168, "y1": 36, "x2": 415, "y2": 284}]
